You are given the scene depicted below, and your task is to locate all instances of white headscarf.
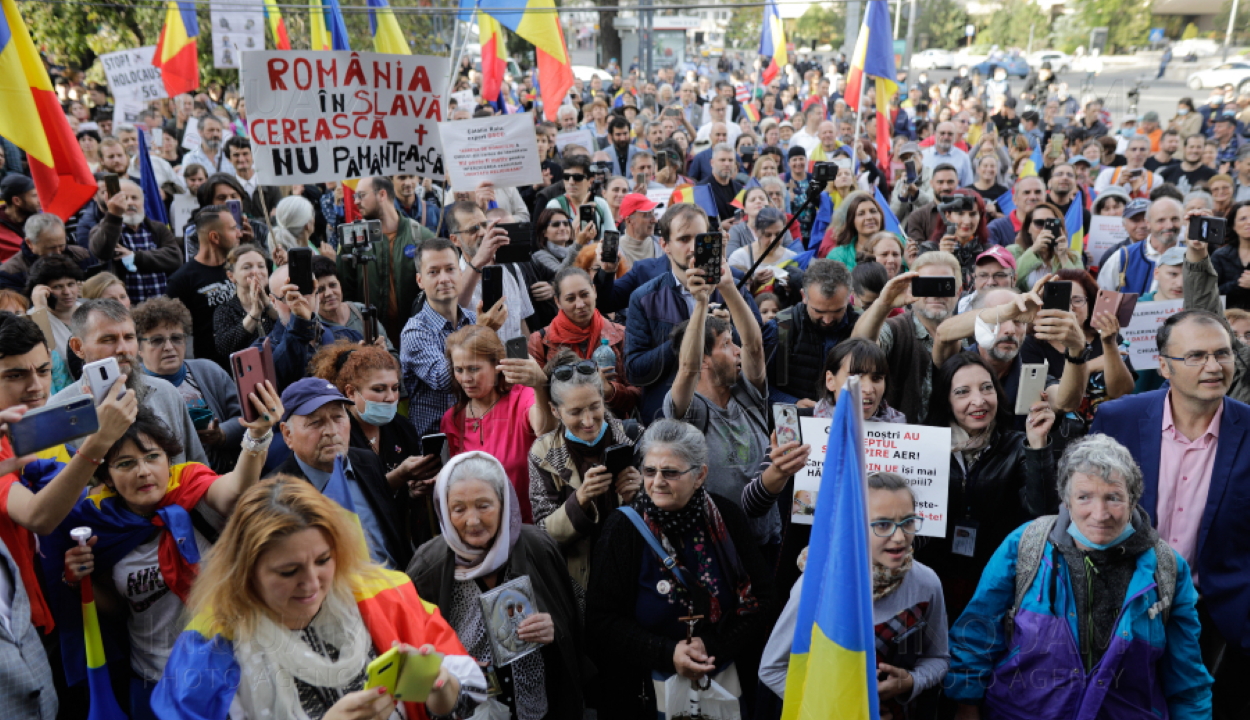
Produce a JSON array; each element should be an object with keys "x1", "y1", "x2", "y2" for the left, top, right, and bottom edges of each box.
[
  {"x1": 434, "y1": 451, "x2": 523, "y2": 581},
  {"x1": 270, "y1": 194, "x2": 315, "y2": 251}
]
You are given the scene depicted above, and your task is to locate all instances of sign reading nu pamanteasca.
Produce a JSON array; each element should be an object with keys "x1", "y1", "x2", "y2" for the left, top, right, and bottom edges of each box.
[{"x1": 240, "y1": 50, "x2": 448, "y2": 184}]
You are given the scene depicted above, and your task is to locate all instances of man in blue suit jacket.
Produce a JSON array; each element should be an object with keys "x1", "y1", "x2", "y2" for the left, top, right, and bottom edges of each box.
[
  {"x1": 622, "y1": 204, "x2": 775, "y2": 420},
  {"x1": 1090, "y1": 308, "x2": 1250, "y2": 720},
  {"x1": 603, "y1": 116, "x2": 638, "y2": 178}
]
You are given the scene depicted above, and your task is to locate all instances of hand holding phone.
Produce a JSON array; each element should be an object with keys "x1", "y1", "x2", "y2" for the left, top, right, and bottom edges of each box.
[{"x1": 1041, "y1": 281, "x2": 1073, "y2": 312}]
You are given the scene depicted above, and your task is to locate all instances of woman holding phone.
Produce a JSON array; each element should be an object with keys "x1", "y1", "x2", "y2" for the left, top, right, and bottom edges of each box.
[
  {"x1": 1210, "y1": 200, "x2": 1250, "y2": 310},
  {"x1": 1012, "y1": 203, "x2": 1084, "y2": 290},
  {"x1": 533, "y1": 208, "x2": 596, "y2": 274}
]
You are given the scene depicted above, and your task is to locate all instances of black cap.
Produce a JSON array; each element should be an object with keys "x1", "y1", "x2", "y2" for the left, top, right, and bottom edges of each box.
[
  {"x1": 1003, "y1": 97, "x2": 1018, "y2": 109},
  {"x1": 788, "y1": 145, "x2": 807, "y2": 159},
  {"x1": 0, "y1": 174, "x2": 35, "y2": 203},
  {"x1": 1021, "y1": 110, "x2": 1040, "y2": 123}
]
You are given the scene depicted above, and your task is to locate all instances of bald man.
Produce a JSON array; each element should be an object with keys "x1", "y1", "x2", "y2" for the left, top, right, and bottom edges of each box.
[{"x1": 1097, "y1": 197, "x2": 1183, "y2": 294}]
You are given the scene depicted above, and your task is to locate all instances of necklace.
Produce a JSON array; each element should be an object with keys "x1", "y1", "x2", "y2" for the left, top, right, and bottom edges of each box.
[{"x1": 466, "y1": 394, "x2": 501, "y2": 443}]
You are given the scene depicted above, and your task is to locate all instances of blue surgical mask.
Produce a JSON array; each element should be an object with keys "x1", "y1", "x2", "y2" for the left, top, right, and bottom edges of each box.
[
  {"x1": 565, "y1": 421, "x2": 608, "y2": 447},
  {"x1": 1067, "y1": 520, "x2": 1135, "y2": 550},
  {"x1": 121, "y1": 254, "x2": 137, "y2": 273},
  {"x1": 1177, "y1": 108, "x2": 1190, "y2": 116},
  {"x1": 359, "y1": 400, "x2": 397, "y2": 426}
]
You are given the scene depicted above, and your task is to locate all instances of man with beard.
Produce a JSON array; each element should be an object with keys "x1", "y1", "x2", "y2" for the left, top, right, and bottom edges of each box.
[
  {"x1": 180, "y1": 116, "x2": 234, "y2": 177},
  {"x1": 165, "y1": 206, "x2": 241, "y2": 368},
  {"x1": 46, "y1": 298, "x2": 207, "y2": 464},
  {"x1": 1044, "y1": 163, "x2": 1091, "y2": 235},
  {"x1": 604, "y1": 116, "x2": 638, "y2": 178},
  {"x1": 0, "y1": 212, "x2": 96, "y2": 292},
  {"x1": 88, "y1": 179, "x2": 181, "y2": 304},
  {"x1": 392, "y1": 173, "x2": 440, "y2": 232},
  {"x1": 1160, "y1": 134, "x2": 1217, "y2": 192},
  {"x1": 769, "y1": 259, "x2": 860, "y2": 405},
  {"x1": 1097, "y1": 197, "x2": 1183, "y2": 294},
  {"x1": 932, "y1": 285, "x2": 1088, "y2": 426},
  {"x1": 0, "y1": 175, "x2": 40, "y2": 261},
  {"x1": 902, "y1": 165, "x2": 961, "y2": 247},
  {"x1": 698, "y1": 144, "x2": 744, "y2": 222}
]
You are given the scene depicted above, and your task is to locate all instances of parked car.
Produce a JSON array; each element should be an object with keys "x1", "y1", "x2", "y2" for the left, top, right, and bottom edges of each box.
[
  {"x1": 912, "y1": 48, "x2": 956, "y2": 70},
  {"x1": 1187, "y1": 61, "x2": 1250, "y2": 92},
  {"x1": 1027, "y1": 51, "x2": 1071, "y2": 74},
  {"x1": 572, "y1": 65, "x2": 614, "y2": 83},
  {"x1": 953, "y1": 44, "x2": 992, "y2": 68},
  {"x1": 973, "y1": 56, "x2": 1030, "y2": 78}
]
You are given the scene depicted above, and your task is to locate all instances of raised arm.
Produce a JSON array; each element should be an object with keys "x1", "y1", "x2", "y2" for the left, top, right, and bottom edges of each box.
[
  {"x1": 853, "y1": 271, "x2": 920, "y2": 342},
  {"x1": 716, "y1": 262, "x2": 765, "y2": 392},
  {"x1": 203, "y1": 382, "x2": 282, "y2": 517},
  {"x1": 669, "y1": 268, "x2": 714, "y2": 420}
]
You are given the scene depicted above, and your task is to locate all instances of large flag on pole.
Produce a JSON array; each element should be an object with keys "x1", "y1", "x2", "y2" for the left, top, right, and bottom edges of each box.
[
  {"x1": 368, "y1": 0, "x2": 411, "y2": 54},
  {"x1": 152, "y1": 0, "x2": 200, "y2": 97},
  {"x1": 476, "y1": 0, "x2": 573, "y2": 121},
  {"x1": 759, "y1": 0, "x2": 787, "y2": 85},
  {"x1": 479, "y1": 10, "x2": 506, "y2": 103},
  {"x1": 313, "y1": 0, "x2": 351, "y2": 51},
  {"x1": 0, "y1": 0, "x2": 96, "y2": 243},
  {"x1": 310, "y1": 0, "x2": 332, "y2": 50},
  {"x1": 136, "y1": 131, "x2": 168, "y2": 226},
  {"x1": 781, "y1": 377, "x2": 880, "y2": 720},
  {"x1": 845, "y1": 0, "x2": 898, "y2": 171},
  {"x1": 262, "y1": 0, "x2": 291, "y2": 50}
]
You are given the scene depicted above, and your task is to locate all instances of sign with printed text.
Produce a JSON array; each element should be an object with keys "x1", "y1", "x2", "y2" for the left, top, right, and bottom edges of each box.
[
  {"x1": 554, "y1": 128, "x2": 596, "y2": 154},
  {"x1": 439, "y1": 113, "x2": 542, "y2": 191},
  {"x1": 240, "y1": 50, "x2": 448, "y2": 184},
  {"x1": 793, "y1": 417, "x2": 950, "y2": 537},
  {"x1": 646, "y1": 187, "x2": 672, "y2": 219},
  {"x1": 1087, "y1": 215, "x2": 1129, "y2": 266},
  {"x1": 100, "y1": 47, "x2": 167, "y2": 104},
  {"x1": 451, "y1": 89, "x2": 477, "y2": 110},
  {"x1": 1122, "y1": 297, "x2": 1223, "y2": 366}
]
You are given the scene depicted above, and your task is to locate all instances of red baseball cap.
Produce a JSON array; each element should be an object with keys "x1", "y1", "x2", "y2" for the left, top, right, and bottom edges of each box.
[
  {"x1": 975, "y1": 245, "x2": 1017, "y2": 272},
  {"x1": 619, "y1": 193, "x2": 659, "y2": 220}
]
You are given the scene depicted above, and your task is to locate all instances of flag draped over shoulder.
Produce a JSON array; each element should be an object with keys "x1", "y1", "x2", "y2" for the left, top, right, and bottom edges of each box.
[
  {"x1": 781, "y1": 378, "x2": 880, "y2": 720},
  {"x1": 845, "y1": 0, "x2": 898, "y2": 173},
  {"x1": 152, "y1": 569, "x2": 467, "y2": 720},
  {"x1": 0, "y1": 0, "x2": 96, "y2": 231},
  {"x1": 759, "y1": 0, "x2": 787, "y2": 85},
  {"x1": 153, "y1": 0, "x2": 200, "y2": 97},
  {"x1": 368, "y1": 0, "x2": 411, "y2": 54},
  {"x1": 479, "y1": 10, "x2": 507, "y2": 103},
  {"x1": 262, "y1": 0, "x2": 291, "y2": 50},
  {"x1": 477, "y1": 0, "x2": 572, "y2": 121}
]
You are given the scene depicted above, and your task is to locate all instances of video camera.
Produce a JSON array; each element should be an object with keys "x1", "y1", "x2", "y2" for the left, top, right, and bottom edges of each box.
[
  {"x1": 937, "y1": 195, "x2": 976, "y2": 214},
  {"x1": 590, "y1": 160, "x2": 612, "y2": 198},
  {"x1": 338, "y1": 219, "x2": 382, "y2": 259}
]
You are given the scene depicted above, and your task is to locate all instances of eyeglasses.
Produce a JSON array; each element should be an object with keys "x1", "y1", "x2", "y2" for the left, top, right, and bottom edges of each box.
[
  {"x1": 353, "y1": 190, "x2": 374, "y2": 203},
  {"x1": 1070, "y1": 295, "x2": 1088, "y2": 307},
  {"x1": 549, "y1": 220, "x2": 571, "y2": 228},
  {"x1": 454, "y1": 223, "x2": 485, "y2": 236},
  {"x1": 1161, "y1": 349, "x2": 1236, "y2": 367},
  {"x1": 974, "y1": 271, "x2": 1013, "y2": 282},
  {"x1": 640, "y1": 465, "x2": 696, "y2": 480},
  {"x1": 870, "y1": 516, "x2": 925, "y2": 537},
  {"x1": 1236, "y1": 331, "x2": 1250, "y2": 344},
  {"x1": 142, "y1": 334, "x2": 186, "y2": 347},
  {"x1": 110, "y1": 451, "x2": 166, "y2": 473},
  {"x1": 551, "y1": 360, "x2": 598, "y2": 382},
  {"x1": 1030, "y1": 219, "x2": 1057, "y2": 228},
  {"x1": 565, "y1": 173, "x2": 588, "y2": 182}
]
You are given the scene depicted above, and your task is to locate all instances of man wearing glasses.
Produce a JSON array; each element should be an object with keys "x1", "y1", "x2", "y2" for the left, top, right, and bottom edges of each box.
[
  {"x1": 956, "y1": 247, "x2": 1017, "y2": 314},
  {"x1": 449, "y1": 200, "x2": 534, "y2": 342},
  {"x1": 1091, "y1": 308, "x2": 1250, "y2": 720}
]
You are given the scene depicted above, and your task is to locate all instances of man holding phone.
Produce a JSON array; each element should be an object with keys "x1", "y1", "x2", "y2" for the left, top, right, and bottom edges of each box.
[
  {"x1": 448, "y1": 201, "x2": 533, "y2": 342},
  {"x1": 1094, "y1": 137, "x2": 1161, "y2": 199}
]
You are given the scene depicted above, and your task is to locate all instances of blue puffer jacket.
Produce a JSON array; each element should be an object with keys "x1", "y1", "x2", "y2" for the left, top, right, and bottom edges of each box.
[{"x1": 945, "y1": 512, "x2": 1212, "y2": 720}]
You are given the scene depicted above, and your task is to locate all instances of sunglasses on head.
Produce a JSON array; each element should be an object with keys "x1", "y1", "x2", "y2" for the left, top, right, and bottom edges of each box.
[{"x1": 551, "y1": 360, "x2": 598, "y2": 382}]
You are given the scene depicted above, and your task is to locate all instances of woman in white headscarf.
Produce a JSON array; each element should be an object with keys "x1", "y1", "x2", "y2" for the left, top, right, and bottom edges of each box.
[
  {"x1": 269, "y1": 194, "x2": 333, "y2": 264},
  {"x1": 406, "y1": 452, "x2": 589, "y2": 720}
]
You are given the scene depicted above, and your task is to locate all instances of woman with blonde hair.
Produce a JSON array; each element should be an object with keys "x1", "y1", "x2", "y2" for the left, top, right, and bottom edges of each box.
[
  {"x1": 81, "y1": 271, "x2": 130, "y2": 307},
  {"x1": 152, "y1": 476, "x2": 485, "y2": 720}
]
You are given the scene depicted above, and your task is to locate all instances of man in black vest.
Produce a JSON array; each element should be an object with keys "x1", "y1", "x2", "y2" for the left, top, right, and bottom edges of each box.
[{"x1": 769, "y1": 259, "x2": 859, "y2": 406}]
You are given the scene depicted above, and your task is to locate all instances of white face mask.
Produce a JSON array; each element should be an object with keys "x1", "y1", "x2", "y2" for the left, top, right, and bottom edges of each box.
[
  {"x1": 974, "y1": 312, "x2": 1000, "y2": 348},
  {"x1": 1177, "y1": 108, "x2": 1190, "y2": 116}
]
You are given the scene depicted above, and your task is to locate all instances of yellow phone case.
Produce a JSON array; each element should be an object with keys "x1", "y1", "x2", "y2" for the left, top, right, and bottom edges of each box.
[
  {"x1": 363, "y1": 647, "x2": 443, "y2": 702},
  {"x1": 364, "y1": 647, "x2": 402, "y2": 695}
]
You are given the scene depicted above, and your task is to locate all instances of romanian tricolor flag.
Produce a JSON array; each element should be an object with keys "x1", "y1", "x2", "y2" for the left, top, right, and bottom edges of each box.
[
  {"x1": 844, "y1": 0, "x2": 898, "y2": 174},
  {"x1": 743, "y1": 102, "x2": 761, "y2": 125},
  {"x1": 368, "y1": 0, "x2": 411, "y2": 55},
  {"x1": 613, "y1": 86, "x2": 634, "y2": 108},
  {"x1": 1066, "y1": 189, "x2": 1084, "y2": 255},
  {"x1": 80, "y1": 571, "x2": 127, "y2": 720},
  {"x1": 1019, "y1": 141, "x2": 1044, "y2": 178},
  {"x1": 479, "y1": 10, "x2": 507, "y2": 103},
  {"x1": 0, "y1": 0, "x2": 96, "y2": 234},
  {"x1": 731, "y1": 176, "x2": 761, "y2": 209},
  {"x1": 152, "y1": 569, "x2": 471, "y2": 720},
  {"x1": 671, "y1": 184, "x2": 720, "y2": 221},
  {"x1": 782, "y1": 378, "x2": 879, "y2": 720},
  {"x1": 475, "y1": 0, "x2": 573, "y2": 121},
  {"x1": 152, "y1": 0, "x2": 200, "y2": 97},
  {"x1": 310, "y1": 0, "x2": 351, "y2": 51},
  {"x1": 263, "y1": 0, "x2": 291, "y2": 50},
  {"x1": 759, "y1": 0, "x2": 787, "y2": 85},
  {"x1": 325, "y1": 454, "x2": 374, "y2": 560}
]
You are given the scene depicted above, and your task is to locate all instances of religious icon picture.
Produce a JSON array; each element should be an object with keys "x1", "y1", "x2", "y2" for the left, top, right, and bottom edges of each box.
[{"x1": 478, "y1": 575, "x2": 540, "y2": 666}]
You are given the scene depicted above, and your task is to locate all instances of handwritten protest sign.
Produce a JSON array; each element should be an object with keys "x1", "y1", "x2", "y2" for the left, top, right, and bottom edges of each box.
[
  {"x1": 100, "y1": 47, "x2": 167, "y2": 105},
  {"x1": 1087, "y1": 215, "x2": 1128, "y2": 265},
  {"x1": 240, "y1": 51, "x2": 448, "y2": 184},
  {"x1": 794, "y1": 417, "x2": 950, "y2": 537},
  {"x1": 451, "y1": 89, "x2": 477, "y2": 110},
  {"x1": 440, "y1": 113, "x2": 542, "y2": 191},
  {"x1": 555, "y1": 128, "x2": 596, "y2": 154}
]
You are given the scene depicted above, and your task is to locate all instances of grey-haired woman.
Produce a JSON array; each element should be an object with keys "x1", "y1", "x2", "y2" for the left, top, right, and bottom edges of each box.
[{"x1": 728, "y1": 206, "x2": 800, "y2": 302}]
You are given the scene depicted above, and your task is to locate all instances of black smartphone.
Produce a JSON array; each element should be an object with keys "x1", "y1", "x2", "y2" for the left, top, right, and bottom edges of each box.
[
  {"x1": 604, "y1": 443, "x2": 634, "y2": 476},
  {"x1": 1189, "y1": 216, "x2": 1228, "y2": 246},
  {"x1": 481, "y1": 265, "x2": 504, "y2": 315},
  {"x1": 8, "y1": 395, "x2": 99, "y2": 457},
  {"x1": 1042, "y1": 280, "x2": 1073, "y2": 312},
  {"x1": 693, "y1": 232, "x2": 723, "y2": 279},
  {"x1": 505, "y1": 336, "x2": 529, "y2": 360},
  {"x1": 421, "y1": 433, "x2": 448, "y2": 464},
  {"x1": 910, "y1": 275, "x2": 957, "y2": 298},
  {"x1": 733, "y1": 208, "x2": 745, "y2": 223},
  {"x1": 600, "y1": 230, "x2": 620, "y2": 264},
  {"x1": 904, "y1": 160, "x2": 918, "y2": 184},
  {"x1": 494, "y1": 222, "x2": 533, "y2": 265},
  {"x1": 225, "y1": 198, "x2": 244, "y2": 228},
  {"x1": 288, "y1": 247, "x2": 315, "y2": 296},
  {"x1": 578, "y1": 204, "x2": 597, "y2": 227},
  {"x1": 1040, "y1": 217, "x2": 1063, "y2": 237},
  {"x1": 707, "y1": 214, "x2": 721, "y2": 232},
  {"x1": 361, "y1": 306, "x2": 378, "y2": 346},
  {"x1": 104, "y1": 173, "x2": 121, "y2": 198},
  {"x1": 45, "y1": 294, "x2": 57, "y2": 311}
]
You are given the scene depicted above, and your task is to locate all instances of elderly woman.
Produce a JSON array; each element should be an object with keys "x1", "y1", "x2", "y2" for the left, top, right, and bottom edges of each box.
[
  {"x1": 864, "y1": 231, "x2": 907, "y2": 278},
  {"x1": 729, "y1": 207, "x2": 800, "y2": 302},
  {"x1": 586, "y1": 419, "x2": 777, "y2": 720},
  {"x1": 726, "y1": 186, "x2": 772, "y2": 256},
  {"x1": 946, "y1": 434, "x2": 1212, "y2": 719},
  {"x1": 213, "y1": 244, "x2": 277, "y2": 360},
  {"x1": 153, "y1": 476, "x2": 484, "y2": 720},
  {"x1": 270, "y1": 194, "x2": 325, "y2": 261},
  {"x1": 443, "y1": 325, "x2": 557, "y2": 524},
  {"x1": 408, "y1": 451, "x2": 587, "y2": 719},
  {"x1": 133, "y1": 296, "x2": 244, "y2": 473},
  {"x1": 529, "y1": 347, "x2": 643, "y2": 592}
]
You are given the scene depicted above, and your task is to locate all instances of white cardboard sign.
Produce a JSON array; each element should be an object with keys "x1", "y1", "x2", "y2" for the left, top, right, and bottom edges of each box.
[
  {"x1": 439, "y1": 113, "x2": 542, "y2": 191},
  {"x1": 1087, "y1": 215, "x2": 1129, "y2": 264},
  {"x1": 100, "y1": 47, "x2": 167, "y2": 104}
]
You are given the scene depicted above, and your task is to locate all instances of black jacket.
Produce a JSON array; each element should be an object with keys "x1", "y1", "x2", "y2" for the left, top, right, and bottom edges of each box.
[
  {"x1": 1211, "y1": 243, "x2": 1250, "y2": 310},
  {"x1": 768, "y1": 302, "x2": 860, "y2": 402},
  {"x1": 270, "y1": 448, "x2": 412, "y2": 569}
]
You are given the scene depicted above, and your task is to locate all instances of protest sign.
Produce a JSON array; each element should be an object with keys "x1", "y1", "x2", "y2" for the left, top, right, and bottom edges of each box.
[
  {"x1": 1087, "y1": 215, "x2": 1128, "y2": 265},
  {"x1": 181, "y1": 117, "x2": 201, "y2": 151},
  {"x1": 100, "y1": 47, "x2": 167, "y2": 104},
  {"x1": 440, "y1": 113, "x2": 542, "y2": 191},
  {"x1": 171, "y1": 194, "x2": 200, "y2": 239},
  {"x1": 210, "y1": 2, "x2": 265, "y2": 70},
  {"x1": 451, "y1": 89, "x2": 477, "y2": 110},
  {"x1": 1121, "y1": 297, "x2": 1225, "y2": 366},
  {"x1": 240, "y1": 51, "x2": 448, "y2": 184},
  {"x1": 113, "y1": 95, "x2": 146, "y2": 126},
  {"x1": 555, "y1": 128, "x2": 596, "y2": 154},
  {"x1": 647, "y1": 187, "x2": 672, "y2": 219},
  {"x1": 794, "y1": 417, "x2": 950, "y2": 537}
]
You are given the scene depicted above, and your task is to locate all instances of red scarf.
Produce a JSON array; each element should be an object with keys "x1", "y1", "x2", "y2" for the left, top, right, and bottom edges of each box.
[{"x1": 545, "y1": 309, "x2": 605, "y2": 359}]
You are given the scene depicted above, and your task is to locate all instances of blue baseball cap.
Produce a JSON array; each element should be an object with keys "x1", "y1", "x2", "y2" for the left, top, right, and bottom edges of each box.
[
  {"x1": 280, "y1": 377, "x2": 351, "y2": 422},
  {"x1": 1124, "y1": 199, "x2": 1151, "y2": 219}
]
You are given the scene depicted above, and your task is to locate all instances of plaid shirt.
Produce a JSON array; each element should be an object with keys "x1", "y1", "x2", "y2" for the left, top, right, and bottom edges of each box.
[
  {"x1": 401, "y1": 300, "x2": 476, "y2": 436},
  {"x1": 120, "y1": 223, "x2": 167, "y2": 303}
]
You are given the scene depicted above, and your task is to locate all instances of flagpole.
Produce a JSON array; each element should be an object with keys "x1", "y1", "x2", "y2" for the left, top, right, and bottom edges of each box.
[{"x1": 851, "y1": 70, "x2": 868, "y2": 170}]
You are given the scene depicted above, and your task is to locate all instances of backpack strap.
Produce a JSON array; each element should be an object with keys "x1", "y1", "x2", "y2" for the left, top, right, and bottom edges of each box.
[
  {"x1": 775, "y1": 310, "x2": 793, "y2": 388},
  {"x1": 1149, "y1": 539, "x2": 1177, "y2": 625},
  {"x1": 618, "y1": 507, "x2": 690, "y2": 589},
  {"x1": 1007, "y1": 515, "x2": 1058, "y2": 643}
]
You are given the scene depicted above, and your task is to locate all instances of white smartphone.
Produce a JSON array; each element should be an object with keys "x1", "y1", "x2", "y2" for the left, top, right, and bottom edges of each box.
[
  {"x1": 772, "y1": 403, "x2": 802, "y2": 446},
  {"x1": 82, "y1": 357, "x2": 123, "y2": 406},
  {"x1": 1014, "y1": 362, "x2": 1049, "y2": 416}
]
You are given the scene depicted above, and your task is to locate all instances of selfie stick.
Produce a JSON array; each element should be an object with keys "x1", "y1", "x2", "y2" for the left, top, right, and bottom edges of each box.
[{"x1": 735, "y1": 179, "x2": 826, "y2": 294}]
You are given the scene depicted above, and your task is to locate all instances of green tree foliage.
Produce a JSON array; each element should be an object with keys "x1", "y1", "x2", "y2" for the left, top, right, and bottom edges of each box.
[
  {"x1": 914, "y1": 0, "x2": 968, "y2": 50},
  {"x1": 725, "y1": 1, "x2": 763, "y2": 50},
  {"x1": 982, "y1": 0, "x2": 1051, "y2": 49},
  {"x1": 1071, "y1": 0, "x2": 1152, "y2": 53},
  {"x1": 1214, "y1": 0, "x2": 1250, "y2": 45},
  {"x1": 795, "y1": 4, "x2": 843, "y2": 51}
]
